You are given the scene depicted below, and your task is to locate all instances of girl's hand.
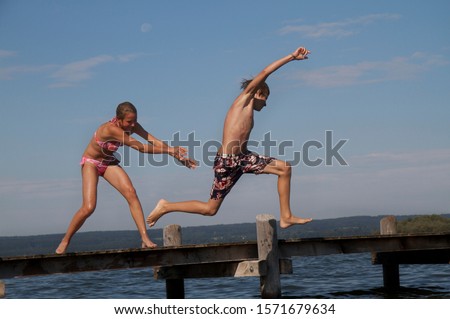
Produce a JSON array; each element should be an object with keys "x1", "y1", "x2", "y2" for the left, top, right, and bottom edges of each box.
[{"x1": 172, "y1": 146, "x2": 198, "y2": 169}]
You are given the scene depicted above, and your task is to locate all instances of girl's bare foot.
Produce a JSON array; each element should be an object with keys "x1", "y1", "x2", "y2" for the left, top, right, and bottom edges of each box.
[
  {"x1": 146, "y1": 199, "x2": 168, "y2": 227},
  {"x1": 280, "y1": 216, "x2": 313, "y2": 229}
]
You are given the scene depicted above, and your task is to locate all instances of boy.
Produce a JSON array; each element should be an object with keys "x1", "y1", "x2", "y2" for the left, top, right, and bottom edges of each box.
[{"x1": 147, "y1": 47, "x2": 312, "y2": 228}]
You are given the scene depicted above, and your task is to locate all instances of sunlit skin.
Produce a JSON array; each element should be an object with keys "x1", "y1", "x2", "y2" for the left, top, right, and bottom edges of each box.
[
  {"x1": 147, "y1": 47, "x2": 313, "y2": 229},
  {"x1": 56, "y1": 106, "x2": 197, "y2": 254}
]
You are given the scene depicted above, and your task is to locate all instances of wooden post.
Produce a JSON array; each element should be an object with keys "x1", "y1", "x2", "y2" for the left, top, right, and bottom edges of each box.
[
  {"x1": 380, "y1": 216, "x2": 400, "y2": 290},
  {"x1": 256, "y1": 214, "x2": 281, "y2": 298},
  {"x1": 0, "y1": 280, "x2": 5, "y2": 298},
  {"x1": 380, "y1": 215, "x2": 398, "y2": 235},
  {"x1": 163, "y1": 224, "x2": 185, "y2": 299}
]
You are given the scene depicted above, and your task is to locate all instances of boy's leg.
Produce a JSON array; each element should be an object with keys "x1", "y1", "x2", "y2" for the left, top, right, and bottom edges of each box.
[
  {"x1": 147, "y1": 198, "x2": 223, "y2": 227},
  {"x1": 262, "y1": 159, "x2": 312, "y2": 228},
  {"x1": 147, "y1": 154, "x2": 239, "y2": 227}
]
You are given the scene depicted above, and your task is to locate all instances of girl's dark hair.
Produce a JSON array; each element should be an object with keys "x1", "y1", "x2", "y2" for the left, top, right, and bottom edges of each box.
[
  {"x1": 116, "y1": 101, "x2": 137, "y2": 119},
  {"x1": 240, "y1": 78, "x2": 270, "y2": 96}
]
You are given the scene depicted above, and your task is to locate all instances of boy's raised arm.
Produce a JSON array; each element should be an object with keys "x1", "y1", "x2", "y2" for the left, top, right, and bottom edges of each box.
[{"x1": 243, "y1": 47, "x2": 310, "y2": 96}]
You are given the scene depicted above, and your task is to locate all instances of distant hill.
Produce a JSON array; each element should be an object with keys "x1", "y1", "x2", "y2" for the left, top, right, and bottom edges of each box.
[{"x1": 1, "y1": 214, "x2": 449, "y2": 257}]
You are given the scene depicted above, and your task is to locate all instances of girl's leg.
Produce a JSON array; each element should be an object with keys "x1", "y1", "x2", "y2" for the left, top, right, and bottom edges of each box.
[
  {"x1": 262, "y1": 160, "x2": 312, "y2": 228},
  {"x1": 147, "y1": 198, "x2": 223, "y2": 227},
  {"x1": 103, "y1": 166, "x2": 156, "y2": 248},
  {"x1": 56, "y1": 164, "x2": 99, "y2": 254}
]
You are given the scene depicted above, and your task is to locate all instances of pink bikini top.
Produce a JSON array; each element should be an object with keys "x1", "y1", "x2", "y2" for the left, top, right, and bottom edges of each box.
[{"x1": 94, "y1": 117, "x2": 123, "y2": 152}]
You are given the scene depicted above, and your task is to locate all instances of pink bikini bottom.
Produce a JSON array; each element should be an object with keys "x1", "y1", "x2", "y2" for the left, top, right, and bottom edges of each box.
[{"x1": 80, "y1": 156, "x2": 120, "y2": 176}]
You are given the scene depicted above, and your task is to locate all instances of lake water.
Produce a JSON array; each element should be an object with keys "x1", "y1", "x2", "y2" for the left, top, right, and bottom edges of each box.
[{"x1": 2, "y1": 253, "x2": 449, "y2": 299}]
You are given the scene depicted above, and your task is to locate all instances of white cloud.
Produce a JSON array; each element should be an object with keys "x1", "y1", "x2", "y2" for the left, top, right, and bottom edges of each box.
[
  {"x1": 279, "y1": 13, "x2": 401, "y2": 39},
  {"x1": 288, "y1": 52, "x2": 449, "y2": 88},
  {"x1": 117, "y1": 53, "x2": 146, "y2": 63},
  {"x1": 0, "y1": 64, "x2": 55, "y2": 80},
  {"x1": 0, "y1": 49, "x2": 16, "y2": 58},
  {"x1": 49, "y1": 55, "x2": 114, "y2": 88},
  {"x1": 0, "y1": 52, "x2": 146, "y2": 87},
  {"x1": 48, "y1": 53, "x2": 149, "y2": 87}
]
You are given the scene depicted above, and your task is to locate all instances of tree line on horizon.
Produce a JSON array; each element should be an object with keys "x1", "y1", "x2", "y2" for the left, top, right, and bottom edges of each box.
[{"x1": 397, "y1": 214, "x2": 450, "y2": 234}]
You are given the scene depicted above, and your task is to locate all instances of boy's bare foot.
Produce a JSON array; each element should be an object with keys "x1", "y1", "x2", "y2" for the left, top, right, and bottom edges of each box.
[
  {"x1": 146, "y1": 199, "x2": 168, "y2": 227},
  {"x1": 141, "y1": 240, "x2": 157, "y2": 249},
  {"x1": 55, "y1": 241, "x2": 69, "y2": 254},
  {"x1": 280, "y1": 216, "x2": 313, "y2": 229}
]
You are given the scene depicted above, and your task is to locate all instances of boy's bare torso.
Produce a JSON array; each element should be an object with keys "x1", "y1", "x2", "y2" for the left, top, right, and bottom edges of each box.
[{"x1": 220, "y1": 94, "x2": 255, "y2": 155}]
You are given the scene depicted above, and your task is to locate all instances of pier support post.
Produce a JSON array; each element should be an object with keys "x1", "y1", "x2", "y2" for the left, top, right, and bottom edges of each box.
[
  {"x1": 0, "y1": 280, "x2": 5, "y2": 298},
  {"x1": 256, "y1": 214, "x2": 281, "y2": 298},
  {"x1": 380, "y1": 216, "x2": 400, "y2": 290},
  {"x1": 163, "y1": 224, "x2": 185, "y2": 299}
]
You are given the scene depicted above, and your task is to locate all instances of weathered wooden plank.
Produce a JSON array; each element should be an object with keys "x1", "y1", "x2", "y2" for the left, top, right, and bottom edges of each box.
[
  {"x1": 234, "y1": 260, "x2": 266, "y2": 277},
  {"x1": 154, "y1": 260, "x2": 263, "y2": 279},
  {"x1": 278, "y1": 233, "x2": 450, "y2": 258},
  {"x1": 153, "y1": 259, "x2": 292, "y2": 279},
  {"x1": 236, "y1": 259, "x2": 293, "y2": 277},
  {"x1": 0, "y1": 242, "x2": 258, "y2": 279}
]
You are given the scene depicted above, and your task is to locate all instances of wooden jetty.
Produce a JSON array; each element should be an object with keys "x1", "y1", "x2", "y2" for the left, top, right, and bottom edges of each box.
[{"x1": 1, "y1": 215, "x2": 449, "y2": 298}]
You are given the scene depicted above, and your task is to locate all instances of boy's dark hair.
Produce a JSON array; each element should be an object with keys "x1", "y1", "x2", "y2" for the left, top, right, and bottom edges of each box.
[{"x1": 240, "y1": 78, "x2": 270, "y2": 97}]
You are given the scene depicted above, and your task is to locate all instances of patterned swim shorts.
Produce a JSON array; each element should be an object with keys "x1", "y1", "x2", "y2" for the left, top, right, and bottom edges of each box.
[{"x1": 210, "y1": 151, "x2": 275, "y2": 200}]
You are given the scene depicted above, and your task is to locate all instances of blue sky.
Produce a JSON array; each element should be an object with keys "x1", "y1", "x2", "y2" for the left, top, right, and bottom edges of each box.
[{"x1": 1, "y1": 0, "x2": 449, "y2": 236}]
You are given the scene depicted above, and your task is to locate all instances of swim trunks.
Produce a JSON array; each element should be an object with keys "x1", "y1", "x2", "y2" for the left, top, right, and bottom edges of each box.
[
  {"x1": 210, "y1": 151, "x2": 275, "y2": 200},
  {"x1": 80, "y1": 156, "x2": 120, "y2": 176}
]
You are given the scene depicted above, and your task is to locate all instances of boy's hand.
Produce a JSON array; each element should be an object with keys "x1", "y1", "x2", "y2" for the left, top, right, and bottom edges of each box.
[{"x1": 291, "y1": 47, "x2": 310, "y2": 60}]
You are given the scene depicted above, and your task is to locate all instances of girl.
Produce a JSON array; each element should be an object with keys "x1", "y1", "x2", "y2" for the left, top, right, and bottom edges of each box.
[{"x1": 56, "y1": 102, "x2": 196, "y2": 254}]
